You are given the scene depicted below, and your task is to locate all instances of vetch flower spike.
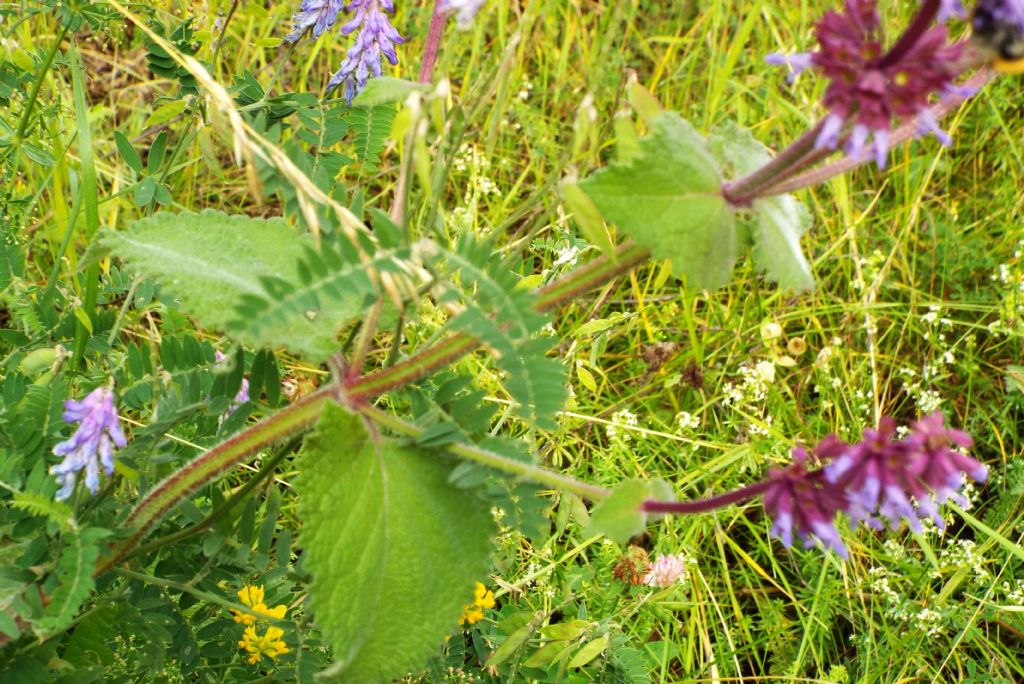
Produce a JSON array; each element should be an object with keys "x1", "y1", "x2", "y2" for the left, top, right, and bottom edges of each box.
[
  {"x1": 238, "y1": 625, "x2": 289, "y2": 664},
  {"x1": 215, "y1": 351, "x2": 250, "y2": 418},
  {"x1": 327, "y1": 0, "x2": 404, "y2": 103},
  {"x1": 231, "y1": 584, "x2": 288, "y2": 626},
  {"x1": 285, "y1": 0, "x2": 345, "y2": 42},
  {"x1": 51, "y1": 386, "x2": 127, "y2": 501}
]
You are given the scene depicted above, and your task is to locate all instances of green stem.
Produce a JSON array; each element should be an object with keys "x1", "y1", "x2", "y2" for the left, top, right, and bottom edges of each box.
[
  {"x1": 14, "y1": 26, "x2": 68, "y2": 142},
  {"x1": 359, "y1": 405, "x2": 611, "y2": 501},
  {"x1": 113, "y1": 568, "x2": 288, "y2": 624},
  {"x1": 96, "y1": 385, "x2": 337, "y2": 576},
  {"x1": 117, "y1": 436, "x2": 300, "y2": 567},
  {"x1": 101, "y1": 242, "x2": 651, "y2": 574}
]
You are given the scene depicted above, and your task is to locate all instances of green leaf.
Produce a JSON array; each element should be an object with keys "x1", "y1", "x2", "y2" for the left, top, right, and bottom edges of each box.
[
  {"x1": 568, "y1": 634, "x2": 609, "y2": 668},
  {"x1": 352, "y1": 77, "x2": 429, "y2": 107},
  {"x1": 578, "y1": 113, "x2": 736, "y2": 289},
  {"x1": 102, "y1": 210, "x2": 375, "y2": 360},
  {"x1": 148, "y1": 131, "x2": 168, "y2": 173},
  {"x1": 144, "y1": 99, "x2": 187, "y2": 128},
  {"x1": 749, "y1": 194, "x2": 814, "y2": 290},
  {"x1": 297, "y1": 403, "x2": 495, "y2": 683},
  {"x1": 10, "y1": 491, "x2": 76, "y2": 533},
  {"x1": 1005, "y1": 365, "x2": 1024, "y2": 393},
  {"x1": 114, "y1": 131, "x2": 143, "y2": 173},
  {"x1": 37, "y1": 528, "x2": 109, "y2": 634},
  {"x1": 133, "y1": 177, "x2": 157, "y2": 206},
  {"x1": 585, "y1": 480, "x2": 650, "y2": 544},
  {"x1": 559, "y1": 180, "x2": 615, "y2": 257},
  {"x1": 710, "y1": 123, "x2": 814, "y2": 290}
]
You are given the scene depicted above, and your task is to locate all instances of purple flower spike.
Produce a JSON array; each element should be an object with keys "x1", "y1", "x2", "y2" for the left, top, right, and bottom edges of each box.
[
  {"x1": 763, "y1": 448, "x2": 850, "y2": 558},
  {"x1": 51, "y1": 387, "x2": 127, "y2": 501},
  {"x1": 328, "y1": 0, "x2": 404, "y2": 104},
  {"x1": 285, "y1": 0, "x2": 345, "y2": 42},
  {"x1": 774, "y1": 0, "x2": 965, "y2": 167},
  {"x1": 915, "y1": 109, "x2": 952, "y2": 146}
]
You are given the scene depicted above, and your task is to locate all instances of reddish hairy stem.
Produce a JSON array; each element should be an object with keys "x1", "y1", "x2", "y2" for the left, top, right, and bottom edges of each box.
[
  {"x1": 874, "y1": 0, "x2": 939, "y2": 69},
  {"x1": 642, "y1": 480, "x2": 772, "y2": 514},
  {"x1": 418, "y1": 3, "x2": 448, "y2": 84}
]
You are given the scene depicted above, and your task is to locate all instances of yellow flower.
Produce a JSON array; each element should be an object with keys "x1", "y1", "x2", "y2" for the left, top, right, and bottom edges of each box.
[
  {"x1": 231, "y1": 584, "x2": 288, "y2": 626},
  {"x1": 238, "y1": 625, "x2": 289, "y2": 665},
  {"x1": 458, "y1": 582, "x2": 496, "y2": 626}
]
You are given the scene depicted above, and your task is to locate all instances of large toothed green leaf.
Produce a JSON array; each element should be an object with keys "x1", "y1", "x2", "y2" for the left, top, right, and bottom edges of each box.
[
  {"x1": 296, "y1": 403, "x2": 496, "y2": 683},
  {"x1": 579, "y1": 112, "x2": 736, "y2": 289},
  {"x1": 101, "y1": 210, "x2": 371, "y2": 360}
]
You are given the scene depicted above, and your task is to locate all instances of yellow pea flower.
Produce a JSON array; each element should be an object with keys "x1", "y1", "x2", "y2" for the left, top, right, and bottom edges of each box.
[
  {"x1": 238, "y1": 625, "x2": 290, "y2": 664},
  {"x1": 458, "y1": 582, "x2": 496, "y2": 626},
  {"x1": 231, "y1": 584, "x2": 288, "y2": 626}
]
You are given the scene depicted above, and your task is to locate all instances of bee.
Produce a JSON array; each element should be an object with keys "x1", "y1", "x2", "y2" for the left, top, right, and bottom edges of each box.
[{"x1": 972, "y1": 0, "x2": 1024, "y2": 73}]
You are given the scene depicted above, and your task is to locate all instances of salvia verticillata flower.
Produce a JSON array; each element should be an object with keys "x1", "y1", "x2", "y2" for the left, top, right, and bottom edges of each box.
[
  {"x1": 762, "y1": 447, "x2": 850, "y2": 557},
  {"x1": 937, "y1": 0, "x2": 966, "y2": 22},
  {"x1": 284, "y1": 0, "x2": 345, "y2": 42},
  {"x1": 231, "y1": 584, "x2": 288, "y2": 626},
  {"x1": 238, "y1": 626, "x2": 289, "y2": 664},
  {"x1": 327, "y1": 0, "x2": 404, "y2": 104},
  {"x1": 51, "y1": 386, "x2": 127, "y2": 501},
  {"x1": 215, "y1": 351, "x2": 250, "y2": 416},
  {"x1": 439, "y1": 0, "x2": 486, "y2": 29},
  {"x1": 823, "y1": 413, "x2": 987, "y2": 532},
  {"x1": 642, "y1": 553, "x2": 691, "y2": 588},
  {"x1": 767, "y1": 0, "x2": 964, "y2": 167},
  {"x1": 458, "y1": 581, "x2": 495, "y2": 625}
]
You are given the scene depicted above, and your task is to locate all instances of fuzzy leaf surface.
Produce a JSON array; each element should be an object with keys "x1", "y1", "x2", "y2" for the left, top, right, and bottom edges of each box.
[
  {"x1": 579, "y1": 113, "x2": 736, "y2": 289},
  {"x1": 297, "y1": 403, "x2": 495, "y2": 683},
  {"x1": 102, "y1": 210, "x2": 370, "y2": 360}
]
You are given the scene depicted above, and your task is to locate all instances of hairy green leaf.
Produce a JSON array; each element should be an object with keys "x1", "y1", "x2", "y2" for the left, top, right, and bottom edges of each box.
[
  {"x1": 297, "y1": 403, "x2": 495, "y2": 683},
  {"x1": 585, "y1": 480, "x2": 651, "y2": 544},
  {"x1": 102, "y1": 210, "x2": 377, "y2": 360},
  {"x1": 352, "y1": 77, "x2": 429, "y2": 107},
  {"x1": 37, "y1": 527, "x2": 109, "y2": 634},
  {"x1": 578, "y1": 113, "x2": 736, "y2": 289}
]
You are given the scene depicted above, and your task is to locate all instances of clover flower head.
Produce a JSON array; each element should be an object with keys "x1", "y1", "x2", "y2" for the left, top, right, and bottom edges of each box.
[
  {"x1": 642, "y1": 553, "x2": 691, "y2": 588},
  {"x1": 762, "y1": 447, "x2": 850, "y2": 558},
  {"x1": 51, "y1": 386, "x2": 127, "y2": 501},
  {"x1": 458, "y1": 581, "x2": 495, "y2": 626},
  {"x1": 438, "y1": 0, "x2": 486, "y2": 29},
  {"x1": 238, "y1": 625, "x2": 289, "y2": 664},
  {"x1": 285, "y1": 0, "x2": 345, "y2": 42},
  {"x1": 769, "y1": 0, "x2": 965, "y2": 168},
  {"x1": 327, "y1": 0, "x2": 404, "y2": 104}
]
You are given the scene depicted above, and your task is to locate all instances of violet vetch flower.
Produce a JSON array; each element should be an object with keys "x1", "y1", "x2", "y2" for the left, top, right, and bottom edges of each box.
[
  {"x1": 762, "y1": 448, "x2": 850, "y2": 558},
  {"x1": 327, "y1": 0, "x2": 404, "y2": 104},
  {"x1": 936, "y1": 0, "x2": 966, "y2": 23},
  {"x1": 215, "y1": 351, "x2": 250, "y2": 416},
  {"x1": 285, "y1": 0, "x2": 345, "y2": 42},
  {"x1": 768, "y1": 0, "x2": 964, "y2": 168},
  {"x1": 438, "y1": 0, "x2": 486, "y2": 30},
  {"x1": 51, "y1": 387, "x2": 127, "y2": 501}
]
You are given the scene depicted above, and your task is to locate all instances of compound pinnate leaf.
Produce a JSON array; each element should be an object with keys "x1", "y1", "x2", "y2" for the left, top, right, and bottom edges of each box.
[
  {"x1": 578, "y1": 113, "x2": 737, "y2": 289},
  {"x1": 102, "y1": 210, "x2": 368, "y2": 360},
  {"x1": 297, "y1": 403, "x2": 496, "y2": 683}
]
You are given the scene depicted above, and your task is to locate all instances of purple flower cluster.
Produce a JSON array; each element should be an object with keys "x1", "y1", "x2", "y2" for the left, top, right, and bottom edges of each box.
[
  {"x1": 763, "y1": 412, "x2": 986, "y2": 558},
  {"x1": 51, "y1": 387, "x2": 127, "y2": 501},
  {"x1": 284, "y1": 0, "x2": 345, "y2": 43},
  {"x1": 327, "y1": 0, "x2": 404, "y2": 103},
  {"x1": 285, "y1": 0, "x2": 403, "y2": 103},
  {"x1": 767, "y1": 0, "x2": 965, "y2": 168}
]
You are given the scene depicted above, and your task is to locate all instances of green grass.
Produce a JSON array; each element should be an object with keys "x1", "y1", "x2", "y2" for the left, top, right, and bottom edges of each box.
[{"x1": 6, "y1": 0, "x2": 1024, "y2": 681}]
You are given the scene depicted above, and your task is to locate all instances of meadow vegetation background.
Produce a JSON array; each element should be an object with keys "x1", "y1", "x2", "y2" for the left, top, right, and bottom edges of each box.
[{"x1": 1, "y1": 0, "x2": 1024, "y2": 682}]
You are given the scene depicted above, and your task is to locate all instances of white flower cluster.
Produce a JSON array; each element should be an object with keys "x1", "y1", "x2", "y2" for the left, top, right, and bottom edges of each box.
[{"x1": 605, "y1": 409, "x2": 639, "y2": 443}]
